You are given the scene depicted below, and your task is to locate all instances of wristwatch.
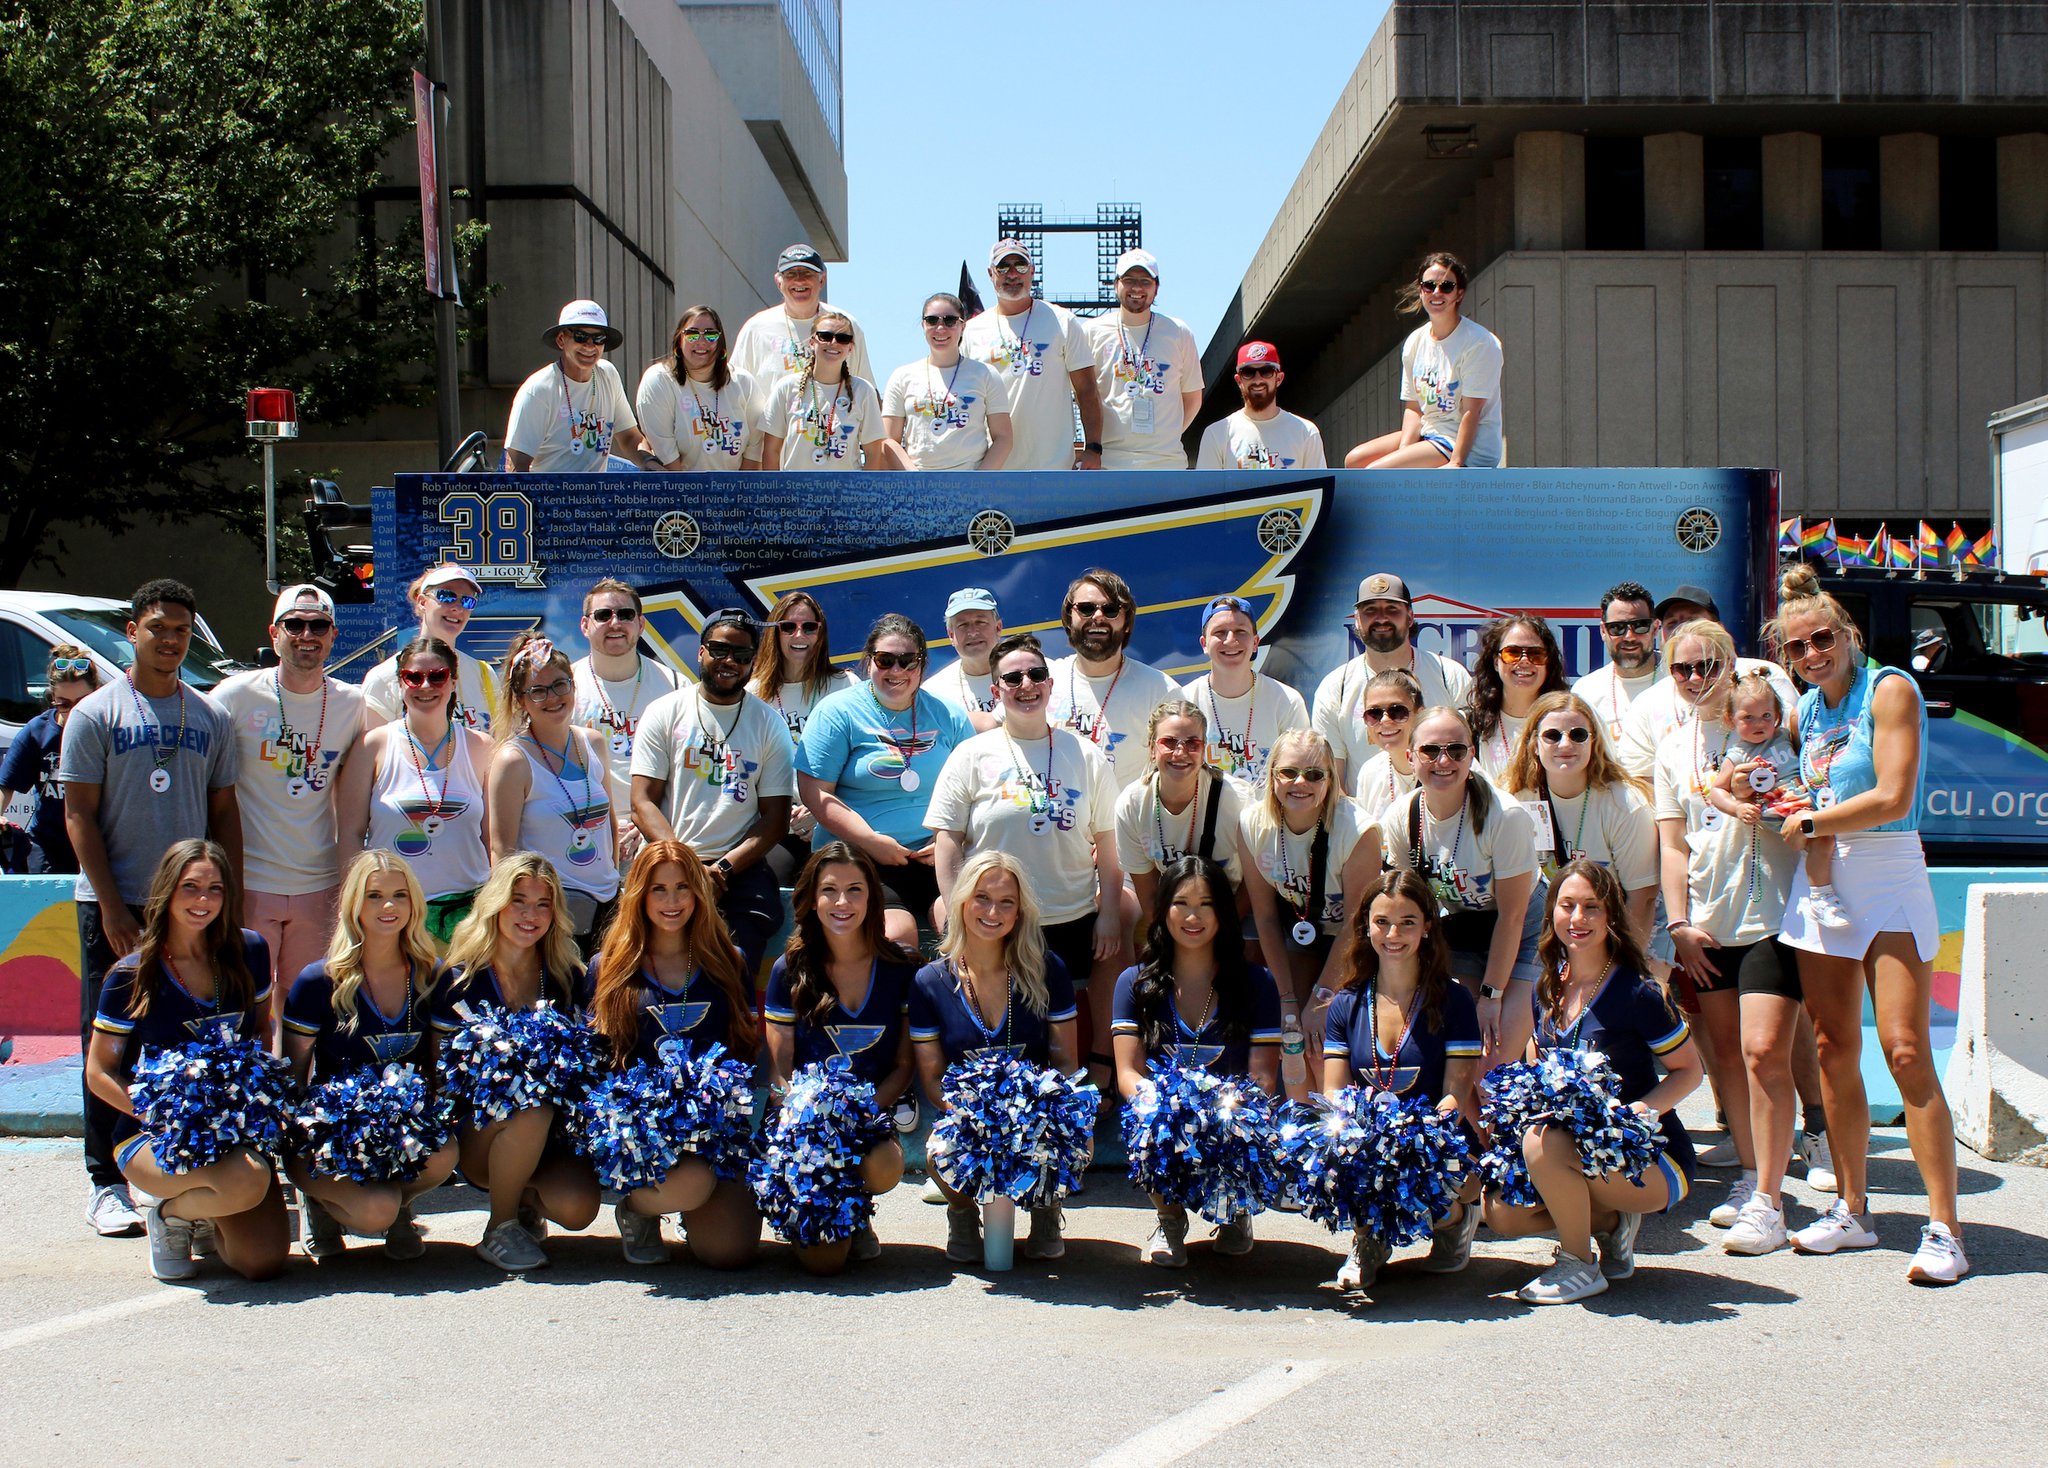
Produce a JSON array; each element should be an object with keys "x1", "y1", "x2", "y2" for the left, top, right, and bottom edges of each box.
[
  {"x1": 713, "y1": 856, "x2": 734, "y2": 877},
  {"x1": 1797, "y1": 815, "x2": 1816, "y2": 837},
  {"x1": 1084, "y1": 440, "x2": 1103, "y2": 454},
  {"x1": 1479, "y1": 982, "x2": 1505, "y2": 1001}
]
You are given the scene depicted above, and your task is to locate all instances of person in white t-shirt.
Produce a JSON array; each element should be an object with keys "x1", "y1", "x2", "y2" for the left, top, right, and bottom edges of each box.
[
  {"x1": 922, "y1": 587, "x2": 1003, "y2": 732},
  {"x1": 1571, "y1": 580, "x2": 1661, "y2": 744},
  {"x1": 360, "y1": 564, "x2": 498, "y2": 734},
  {"x1": 1113, "y1": 699, "x2": 1246, "y2": 913},
  {"x1": 1465, "y1": 615, "x2": 1569, "y2": 783},
  {"x1": 1045, "y1": 569, "x2": 1183, "y2": 793},
  {"x1": 1616, "y1": 586, "x2": 1799, "y2": 780},
  {"x1": 761, "y1": 310, "x2": 892, "y2": 471},
  {"x1": 1176, "y1": 594, "x2": 1308, "y2": 798},
  {"x1": 504, "y1": 300, "x2": 658, "y2": 473},
  {"x1": 1343, "y1": 253, "x2": 1504, "y2": 470},
  {"x1": 212, "y1": 584, "x2": 366, "y2": 1040},
  {"x1": 1085, "y1": 249, "x2": 1203, "y2": 469},
  {"x1": 1312, "y1": 571, "x2": 1472, "y2": 793},
  {"x1": 1349, "y1": 667, "x2": 1425, "y2": 825},
  {"x1": 882, "y1": 293, "x2": 1013, "y2": 471},
  {"x1": 728, "y1": 243, "x2": 875, "y2": 417},
  {"x1": 571, "y1": 577, "x2": 678, "y2": 861},
  {"x1": 634, "y1": 304, "x2": 763, "y2": 471},
  {"x1": 959, "y1": 239, "x2": 1104, "y2": 470},
  {"x1": 1194, "y1": 341, "x2": 1326, "y2": 470}
]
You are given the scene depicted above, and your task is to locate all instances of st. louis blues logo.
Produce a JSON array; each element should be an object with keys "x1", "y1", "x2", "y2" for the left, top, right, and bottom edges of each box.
[
  {"x1": 962, "y1": 1040, "x2": 1026, "y2": 1061},
  {"x1": 826, "y1": 1023, "x2": 889, "y2": 1059},
  {"x1": 184, "y1": 1013, "x2": 246, "y2": 1043},
  {"x1": 367, "y1": 1032, "x2": 422, "y2": 1063},
  {"x1": 557, "y1": 799, "x2": 613, "y2": 867},
  {"x1": 1169, "y1": 1039, "x2": 1226, "y2": 1071},
  {"x1": 649, "y1": 999, "x2": 712, "y2": 1037},
  {"x1": 391, "y1": 795, "x2": 470, "y2": 857}
]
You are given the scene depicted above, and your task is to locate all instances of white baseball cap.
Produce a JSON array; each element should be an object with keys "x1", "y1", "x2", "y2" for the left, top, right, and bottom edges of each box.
[
  {"x1": 1115, "y1": 248, "x2": 1159, "y2": 280},
  {"x1": 271, "y1": 584, "x2": 335, "y2": 622},
  {"x1": 418, "y1": 563, "x2": 482, "y2": 595}
]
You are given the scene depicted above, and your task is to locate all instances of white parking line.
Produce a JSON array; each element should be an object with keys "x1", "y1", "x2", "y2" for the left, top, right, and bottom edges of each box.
[
  {"x1": 1085, "y1": 1358, "x2": 1331, "y2": 1468},
  {"x1": 0, "y1": 1290, "x2": 194, "y2": 1353}
]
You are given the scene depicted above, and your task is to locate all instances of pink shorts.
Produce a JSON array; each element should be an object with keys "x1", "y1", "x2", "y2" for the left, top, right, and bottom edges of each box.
[{"x1": 244, "y1": 885, "x2": 340, "y2": 993}]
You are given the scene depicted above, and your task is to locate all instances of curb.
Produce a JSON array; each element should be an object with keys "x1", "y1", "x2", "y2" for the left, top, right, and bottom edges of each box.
[{"x1": 0, "y1": 1056, "x2": 84, "y2": 1138}]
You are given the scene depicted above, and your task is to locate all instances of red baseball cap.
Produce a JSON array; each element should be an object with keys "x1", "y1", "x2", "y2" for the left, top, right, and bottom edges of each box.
[{"x1": 1236, "y1": 341, "x2": 1281, "y2": 370}]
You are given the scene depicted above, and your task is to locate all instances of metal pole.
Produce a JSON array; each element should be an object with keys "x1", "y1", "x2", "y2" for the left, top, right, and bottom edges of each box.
[
  {"x1": 425, "y1": 0, "x2": 461, "y2": 466},
  {"x1": 263, "y1": 441, "x2": 280, "y2": 593}
]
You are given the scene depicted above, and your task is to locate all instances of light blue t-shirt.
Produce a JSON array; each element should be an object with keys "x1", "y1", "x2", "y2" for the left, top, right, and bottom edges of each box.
[{"x1": 797, "y1": 683, "x2": 974, "y2": 848}]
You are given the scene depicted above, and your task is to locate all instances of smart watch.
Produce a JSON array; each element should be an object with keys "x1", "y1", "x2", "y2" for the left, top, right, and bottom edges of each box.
[
  {"x1": 713, "y1": 856, "x2": 734, "y2": 877},
  {"x1": 1084, "y1": 440, "x2": 1103, "y2": 454},
  {"x1": 1479, "y1": 982, "x2": 1505, "y2": 1001},
  {"x1": 1798, "y1": 815, "x2": 1816, "y2": 837}
]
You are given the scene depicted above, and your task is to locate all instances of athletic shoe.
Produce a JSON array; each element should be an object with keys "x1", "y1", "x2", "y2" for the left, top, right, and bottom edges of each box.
[
  {"x1": 1724, "y1": 1194, "x2": 1789, "y2": 1255},
  {"x1": 1594, "y1": 1211, "x2": 1643, "y2": 1279},
  {"x1": 1696, "y1": 1139, "x2": 1741, "y2": 1168},
  {"x1": 143, "y1": 1200, "x2": 198, "y2": 1282},
  {"x1": 892, "y1": 1098, "x2": 918, "y2": 1133},
  {"x1": 477, "y1": 1218, "x2": 547, "y2": 1271},
  {"x1": 1792, "y1": 1198, "x2": 1879, "y2": 1254},
  {"x1": 849, "y1": 1225, "x2": 882, "y2": 1262},
  {"x1": 189, "y1": 1219, "x2": 218, "y2": 1259},
  {"x1": 1802, "y1": 885, "x2": 1852, "y2": 929},
  {"x1": 302, "y1": 1197, "x2": 345, "y2": 1259},
  {"x1": 517, "y1": 1201, "x2": 549, "y2": 1243},
  {"x1": 615, "y1": 1201, "x2": 667, "y2": 1265},
  {"x1": 945, "y1": 1202, "x2": 981, "y2": 1262},
  {"x1": 88, "y1": 1183, "x2": 144, "y2": 1237},
  {"x1": 1796, "y1": 1131, "x2": 1839, "y2": 1193},
  {"x1": 1022, "y1": 1206, "x2": 1065, "y2": 1260},
  {"x1": 1335, "y1": 1231, "x2": 1390, "y2": 1291},
  {"x1": 921, "y1": 1176, "x2": 948, "y2": 1204},
  {"x1": 1144, "y1": 1212, "x2": 1189, "y2": 1268},
  {"x1": 1516, "y1": 1246, "x2": 1608, "y2": 1305},
  {"x1": 1906, "y1": 1222, "x2": 1968, "y2": 1285},
  {"x1": 1709, "y1": 1176, "x2": 1757, "y2": 1228},
  {"x1": 1421, "y1": 1202, "x2": 1481, "y2": 1274},
  {"x1": 1211, "y1": 1211, "x2": 1255, "y2": 1257},
  {"x1": 383, "y1": 1204, "x2": 426, "y2": 1261}
]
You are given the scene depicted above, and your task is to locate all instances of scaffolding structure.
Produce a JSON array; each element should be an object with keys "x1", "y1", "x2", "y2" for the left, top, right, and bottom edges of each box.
[{"x1": 993, "y1": 202, "x2": 1142, "y2": 315}]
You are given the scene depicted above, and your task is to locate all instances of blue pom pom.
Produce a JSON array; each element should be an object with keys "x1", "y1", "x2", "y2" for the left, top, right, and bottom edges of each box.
[
  {"x1": 1477, "y1": 1048, "x2": 1668, "y2": 1206},
  {"x1": 750, "y1": 1059, "x2": 894, "y2": 1247},
  {"x1": 440, "y1": 1002, "x2": 600, "y2": 1128},
  {"x1": 291, "y1": 1063, "x2": 456, "y2": 1183},
  {"x1": 1119, "y1": 1062, "x2": 1284, "y2": 1223},
  {"x1": 1272, "y1": 1087, "x2": 1472, "y2": 1245},
  {"x1": 129, "y1": 1019, "x2": 292, "y2": 1173},
  {"x1": 926, "y1": 1053, "x2": 1098, "y2": 1208},
  {"x1": 575, "y1": 1039, "x2": 757, "y2": 1193}
]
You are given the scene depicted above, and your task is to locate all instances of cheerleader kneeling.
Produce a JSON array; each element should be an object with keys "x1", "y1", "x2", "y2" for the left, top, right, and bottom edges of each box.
[
  {"x1": 1481, "y1": 860, "x2": 1701, "y2": 1304},
  {"x1": 84, "y1": 840, "x2": 290, "y2": 1282}
]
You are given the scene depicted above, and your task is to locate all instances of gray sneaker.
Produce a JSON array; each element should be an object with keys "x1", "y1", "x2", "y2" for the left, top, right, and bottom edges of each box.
[
  {"x1": 615, "y1": 1201, "x2": 668, "y2": 1265},
  {"x1": 1335, "y1": 1230, "x2": 1390, "y2": 1290},
  {"x1": 383, "y1": 1203, "x2": 426, "y2": 1261},
  {"x1": 1144, "y1": 1211, "x2": 1189, "y2": 1267},
  {"x1": 1211, "y1": 1211, "x2": 1255, "y2": 1257},
  {"x1": 517, "y1": 1201, "x2": 550, "y2": 1243},
  {"x1": 1421, "y1": 1202, "x2": 1482, "y2": 1274},
  {"x1": 88, "y1": 1183, "x2": 144, "y2": 1238},
  {"x1": 189, "y1": 1218, "x2": 219, "y2": 1259},
  {"x1": 849, "y1": 1224, "x2": 882, "y2": 1262},
  {"x1": 143, "y1": 1200, "x2": 198, "y2": 1282},
  {"x1": 302, "y1": 1197, "x2": 346, "y2": 1260},
  {"x1": 1517, "y1": 1246, "x2": 1608, "y2": 1304},
  {"x1": 1021, "y1": 1206, "x2": 1065, "y2": 1260},
  {"x1": 1594, "y1": 1211, "x2": 1644, "y2": 1279},
  {"x1": 945, "y1": 1202, "x2": 982, "y2": 1262},
  {"x1": 477, "y1": 1218, "x2": 548, "y2": 1271}
]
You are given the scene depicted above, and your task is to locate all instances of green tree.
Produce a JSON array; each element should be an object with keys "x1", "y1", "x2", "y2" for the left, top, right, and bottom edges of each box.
[{"x1": 0, "y1": 0, "x2": 481, "y2": 585}]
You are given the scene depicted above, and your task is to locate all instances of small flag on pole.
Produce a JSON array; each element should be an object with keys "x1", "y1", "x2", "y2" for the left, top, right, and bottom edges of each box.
[
  {"x1": 1778, "y1": 517, "x2": 1802, "y2": 556},
  {"x1": 1839, "y1": 531, "x2": 1869, "y2": 568},
  {"x1": 1967, "y1": 526, "x2": 1999, "y2": 567},
  {"x1": 1889, "y1": 530, "x2": 1917, "y2": 570},
  {"x1": 1870, "y1": 525, "x2": 1892, "y2": 568},
  {"x1": 1799, "y1": 519, "x2": 1839, "y2": 565},
  {"x1": 1918, "y1": 521, "x2": 1941, "y2": 567}
]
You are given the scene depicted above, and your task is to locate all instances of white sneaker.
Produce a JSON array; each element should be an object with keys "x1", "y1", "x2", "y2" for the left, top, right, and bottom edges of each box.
[
  {"x1": 1421, "y1": 1202, "x2": 1482, "y2": 1274},
  {"x1": 1906, "y1": 1222, "x2": 1968, "y2": 1285},
  {"x1": 1211, "y1": 1211, "x2": 1255, "y2": 1257},
  {"x1": 1335, "y1": 1231, "x2": 1389, "y2": 1291},
  {"x1": 1802, "y1": 885, "x2": 1851, "y2": 929},
  {"x1": 477, "y1": 1218, "x2": 548, "y2": 1271},
  {"x1": 143, "y1": 1200, "x2": 198, "y2": 1281},
  {"x1": 1517, "y1": 1246, "x2": 1608, "y2": 1304},
  {"x1": 1696, "y1": 1139, "x2": 1741, "y2": 1168},
  {"x1": 1792, "y1": 1198, "x2": 1879, "y2": 1254},
  {"x1": 615, "y1": 1201, "x2": 667, "y2": 1265},
  {"x1": 1144, "y1": 1212, "x2": 1189, "y2": 1268},
  {"x1": 1724, "y1": 1194, "x2": 1789, "y2": 1255},
  {"x1": 892, "y1": 1097, "x2": 919, "y2": 1133},
  {"x1": 1709, "y1": 1176, "x2": 1757, "y2": 1228},
  {"x1": 88, "y1": 1183, "x2": 144, "y2": 1237},
  {"x1": 1594, "y1": 1211, "x2": 1643, "y2": 1279},
  {"x1": 921, "y1": 1175, "x2": 948, "y2": 1205},
  {"x1": 1796, "y1": 1131, "x2": 1839, "y2": 1193}
]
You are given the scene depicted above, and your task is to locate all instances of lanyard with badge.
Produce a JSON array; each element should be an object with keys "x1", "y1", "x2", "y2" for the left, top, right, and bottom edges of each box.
[
  {"x1": 126, "y1": 673, "x2": 188, "y2": 795},
  {"x1": 1009, "y1": 730, "x2": 1057, "y2": 834},
  {"x1": 274, "y1": 669, "x2": 331, "y2": 799},
  {"x1": 1275, "y1": 819, "x2": 1330, "y2": 946},
  {"x1": 1119, "y1": 317, "x2": 1156, "y2": 433}
]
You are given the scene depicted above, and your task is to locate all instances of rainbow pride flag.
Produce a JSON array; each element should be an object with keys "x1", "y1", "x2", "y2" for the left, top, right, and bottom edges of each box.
[
  {"x1": 1778, "y1": 517, "x2": 1802, "y2": 555},
  {"x1": 1967, "y1": 527, "x2": 1999, "y2": 567},
  {"x1": 1918, "y1": 521, "x2": 1942, "y2": 567},
  {"x1": 1889, "y1": 530, "x2": 1918, "y2": 570},
  {"x1": 1838, "y1": 531, "x2": 1870, "y2": 568},
  {"x1": 1799, "y1": 519, "x2": 1838, "y2": 564},
  {"x1": 1946, "y1": 522, "x2": 1969, "y2": 561}
]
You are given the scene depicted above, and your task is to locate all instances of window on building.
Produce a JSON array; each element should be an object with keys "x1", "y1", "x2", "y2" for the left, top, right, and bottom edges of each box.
[
  {"x1": 1585, "y1": 136, "x2": 1646, "y2": 250},
  {"x1": 1704, "y1": 137, "x2": 1763, "y2": 250},
  {"x1": 1821, "y1": 138, "x2": 1881, "y2": 251},
  {"x1": 1939, "y1": 136, "x2": 1998, "y2": 250}
]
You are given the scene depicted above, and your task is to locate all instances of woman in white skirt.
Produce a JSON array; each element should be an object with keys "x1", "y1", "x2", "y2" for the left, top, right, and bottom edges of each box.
[{"x1": 1772, "y1": 564, "x2": 1965, "y2": 1284}]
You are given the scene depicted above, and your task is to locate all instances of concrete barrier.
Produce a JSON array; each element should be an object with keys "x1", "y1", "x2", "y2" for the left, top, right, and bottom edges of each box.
[{"x1": 1944, "y1": 884, "x2": 2048, "y2": 1165}]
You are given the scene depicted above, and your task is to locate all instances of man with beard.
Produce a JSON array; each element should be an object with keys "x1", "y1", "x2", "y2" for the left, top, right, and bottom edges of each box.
[
  {"x1": 1047, "y1": 570, "x2": 1183, "y2": 793},
  {"x1": 923, "y1": 587, "x2": 1004, "y2": 731},
  {"x1": 1086, "y1": 249, "x2": 1203, "y2": 469},
  {"x1": 1571, "y1": 581, "x2": 1660, "y2": 744},
  {"x1": 730, "y1": 243, "x2": 875, "y2": 419},
  {"x1": 212, "y1": 585, "x2": 366, "y2": 1046},
  {"x1": 630, "y1": 609, "x2": 792, "y2": 972},
  {"x1": 1311, "y1": 572, "x2": 1472, "y2": 795},
  {"x1": 1194, "y1": 342, "x2": 1326, "y2": 469},
  {"x1": 960, "y1": 240, "x2": 1104, "y2": 471},
  {"x1": 572, "y1": 577, "x2": 677, "y2": 862}
]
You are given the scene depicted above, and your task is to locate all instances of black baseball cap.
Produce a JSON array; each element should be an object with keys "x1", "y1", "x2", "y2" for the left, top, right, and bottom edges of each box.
[
  {"x1": 701, "y1": 608, "x2": 759, "y2": 644},
  {"x1": 1654, "y1": 584, "x2": 1719, "y2": 622}
]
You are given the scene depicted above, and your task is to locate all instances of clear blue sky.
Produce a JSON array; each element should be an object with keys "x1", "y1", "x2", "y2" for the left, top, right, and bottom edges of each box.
[{"x1": 830, "y1": 0, "x2": 1393, "y2": 382}]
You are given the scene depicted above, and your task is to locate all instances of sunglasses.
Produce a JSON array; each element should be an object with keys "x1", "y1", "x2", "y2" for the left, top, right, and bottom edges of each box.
[
  {"x1": 524, "y1": 678, "x2": 574, "y2": 702},
  {"x1": 1780, "y1": 627, "x2": 1840, "y2": 662},
  {"x1": 1236, "y1": 365, "x2": 1278, "y2": 378},
  {"x1": 1361, "y1": 704, "x2": 1412, "y2": 724},
  {"x1": 813, "y1": 330, "x2": 855, "y2": 345},
  {"x1": 997, "y1": 665, "x2": 1052, "y2": 687},
  {"x1": 1603, "y1": 616, "x2": 1656, "y2": 637},
  {"x1": 1497, "y1": 646, "x2": 1549, "y2": 667},
  {"x1": 398, "y1": 667, "x2": 452, "y2": 689},
  {"x1": 679, "y1": 329, "x2": 721, "y2": 343},
  {"x1": 1069, "y1": 600, "x2": 1120, "y2": 619},
  {"x1": 869, "y1": 651, "x2": 923, "y2": 672},
  {"x1": 1669, "y1": 658, "x2": 1723, "y2": 681},
  {"x1": 1540, "y1": 726, "x2": 1593, "y2": 745},
  {"x1": 777, "y1": 618, "x2": 821, "y2": 635},
  {"x1": 994, "y1": 261, "x2": 1031, "y2": 274},
  {"x1": 432, "y1": 589, "x2": 479, "y2": 610},
  {"x1": 278, "y1": 617, "x2": 332, "y2": 636},
  {"x1": 50, "y1": 656, "x2": 93, "y2": 675},
  {"x1": 701, "y1": 642, "x2": 757, "y2": 664},
  {"x1": 1415, "y1": 743, "x2": 1471, "y2": 764},
  {"x1": 1419, "y1": 277, "x2": 1459, "y2": 294},
  {"x1": 1155, "y1": 736, "x2": 1204, "y2": 753},
  {"x1": 1274, "y1": 766, "x2": 1330, "y2": 783},
  {"x1": 588, "y1": 606, "x2": 640, "y2": 624},
  {"x1": 922, "y1": 314, "x2": 963, "y2": 327},
  {"x1": 565, "y1": 330, "x2": 609, "y2": 346}
]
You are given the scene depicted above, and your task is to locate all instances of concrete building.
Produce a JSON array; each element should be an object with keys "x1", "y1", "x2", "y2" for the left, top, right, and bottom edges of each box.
[{"x1": 1195, "y1": 0, "x2": 2048, "y2": 522}]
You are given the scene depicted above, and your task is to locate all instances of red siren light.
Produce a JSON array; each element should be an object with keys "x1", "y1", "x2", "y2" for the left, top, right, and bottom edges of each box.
[{"x1": 246, "y1": 387, "x2": 300, "y2": 440}]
